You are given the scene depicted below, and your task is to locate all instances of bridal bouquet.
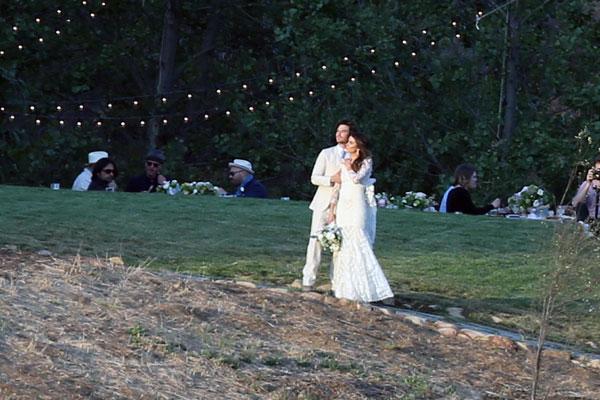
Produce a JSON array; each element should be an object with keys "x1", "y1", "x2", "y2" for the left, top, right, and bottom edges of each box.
[
  {"x1": 157, "y1": 180, "x2": 180, "y2": 195},
  {"x1": 397, "y1": 191, "x2": 436, "y2": 211},
  {"x1": 508, "y1": 185, "x2": 552, "y2": 213},
  {"x1": 316, "y1": 224, "x2": 342, "y2": 253}
]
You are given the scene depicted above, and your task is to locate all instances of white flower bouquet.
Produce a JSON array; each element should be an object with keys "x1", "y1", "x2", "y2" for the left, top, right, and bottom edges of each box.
[
  {"x1": 397, "y1": 191, "x2": 436, "y2": 211},
  {"x1": 508, "y1": 185, "x2": 552, "y2": 213},
  {"x1": 316, "y1": 224, "x2": 342, "y2": 253},
  {"x1": 157, "y1": 180, "x2": 180, "y2": 195}
]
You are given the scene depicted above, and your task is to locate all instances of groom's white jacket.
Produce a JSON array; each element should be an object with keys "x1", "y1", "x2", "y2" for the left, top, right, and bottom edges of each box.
[{"x1": 309, "y1": 145, "x2": 344, "y2": 211}]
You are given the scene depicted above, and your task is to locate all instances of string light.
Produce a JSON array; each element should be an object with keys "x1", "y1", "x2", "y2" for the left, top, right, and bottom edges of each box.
[
  {"x1": 421, "y1": 29, "x2": 427, "y2": 34},
  {"x1": 35, "y1": 119, "x2": 41, "y2": 125},
  {"x1": 161, "y1": 97, "x2": 167, "y2": 103},
  {"x1": 288, "y1": 96, "x2": 294, "y2": 101},
  {"x1": 76, "y1": 121, "x2": 82, "y2": 127},
  {"x1": 308, "y1": 90, "x2": 314, "y2": 96},
  {"x1": 343, "y1": 56, "x2": 349, "y2": 62},
  {"x1": 18, "y1": 45, "x2": 23, "y2": 50},
  {"x1": 140, "y1": 120, "x2": 146, "y2": 126},
  {"x1": 35, "y1": 18, "x2": 41, "y2": 24},
  {"x1": 452, "y1": 21, "x2": 458, "y2": 26},
  {"x1": 96, "y1": 121, "x2": 102, "y2": 127},
  {"x1": 120, "y1": 121, "x2": 126, "y2": 127},
  {"x1": 90, "y1": 13, "x2": 95, "y2": 18},
  {"x1": 9, "y1": 115, "x2": 15, "y2": 121},
  {"x1": 29, "y1": 106, "x2": 35, "y2": 111},
  {"x1": 55, "y1": 30, "x2": 61, "y2": 35},
  {"x1": 183, "y1": 116, "x2": 189, "y2": 122},
  {"x1": 242, "y1": 84, "x2": 248, "y2": 90},
  {"x1": 394, "y1": 61, "x2": 400, "y2": 67},
  {"x1": 79, "y1": 104, "x2": 84, "y2": 110},
  {"x1": 216, "y1": 89, "x2": 221, "y2": 95},
  {"x1": 265, "y1": 101, "x2": 270, "y2": 106},
  {"x1": 248, "y1": 106, "x2": 254, "y2": 112},
  {"x1": 162, "y1": 118, "x2": 168, "y2": 125},
  {"x1": 225, "y1": 110, "x2": 231, "y2": 116},
  {"x1": 12, "y1": 26, "x2": 18, "y2": 31},
  {"x1": 107, "y1": 103, "x2": 112, "y2": 109},
  {"x1": 350, "y1": 77, "x2": 356, "y2": 82},
  {"x1": 56, "y1": 106, "x2": 62, "y2": 111},
  {"x1": 132, "y1": 100, "x2": 138, "y2": 106},
  {"x1": 321, "y1": 65, "x2": 327, "y2": 70},
  {"x1": 455, "y1": 33, "x2": 461, "y2": 38},
  {"x1": 56, "y1": 9, "x2": 62, "y2": 15},
  {"x1": 370, "y1": 48, "x2": 376, "y2": 54},
  {"x1": 295, "y1": 72, "x2": 301, "y2": 77},
  {"x1": 59, "y1": 120, "x2": 64, "y2": 125},
  {"x1": 430, "y1": 41, "x2": 436, "y2": 46},
  {"x1": 204, "y1": 114, "x2": 209, "y2": 120},
  {"x1": 402, "y1": 40, "x2": 408, "y2": 45},
  {"x1": 371, "y1": 69, "x2": 376, "y2": 74},
  {"x1": 330, "y1": 84, "x2": 336, "y2": 89},
  {"x1": 38, "y1": 38, "x2": 44, "y2": 43},
  {"x1": 411, "y1": 52, "x2": 417, "y2": 57},
  {"x1": 187, "y1": 93, "x2": 192, "y2": 99},
  {"x1": 268, "y1": 78, "x2": 274, "y2": 84}
]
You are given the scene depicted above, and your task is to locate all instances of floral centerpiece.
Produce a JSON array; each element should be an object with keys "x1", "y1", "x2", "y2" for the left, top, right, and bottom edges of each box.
[
  {"x1": 397, "y1": 191, "x2": 436, "y2": 211},
  {"x1": 374, "y1": 192, "x2": 397, "y2": 208},
  {"x1": 315, "y1": 224, "x2": 342, "y2": 253},
  {"x1": 157, "y1": 180, "x2": 180, "y2": 195},
  {"x1": 507, "y1": 185, "x2": 552, "y2": 214},
  {"x1": 181, "y1": 181, "x2": 220, "y2": 195}
]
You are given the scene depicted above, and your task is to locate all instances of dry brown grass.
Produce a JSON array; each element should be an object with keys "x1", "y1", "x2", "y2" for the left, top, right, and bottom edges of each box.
[{"x1": 0, "y1": 248, "x2": 598, "y2": 399}]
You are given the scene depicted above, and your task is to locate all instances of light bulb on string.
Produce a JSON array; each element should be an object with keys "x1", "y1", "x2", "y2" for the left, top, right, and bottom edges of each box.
[
  {"x1": 308, "y1": 90, "x2": 314, "y2": 96},
  {"x1": 76, "y1": 121, "x2": 82, "y2": 127},
  {"x1": 132, "y1": 100, "x2": 138, "y2": 106},
  {"x1": 0, "y1": 107, "x2": 4, "y2": 111},
  {"x1": 343, "y1": 56, "x2": 349, "y2": 62},
  {"x1": 56, "y1": 9, "x2": 62, "y2": 14},
  {"x1": 55, "y1": 30, "x2": 61, "y2": 35},
  {"x1": 204, "y1": 114, "x2": 209, "y2": 120},
  {"x1": 18, "y1": 45, "x2": 23, "y2": 50},
  {"x1": 107, "y1": 103, "x2": 112, "y2": 109},
  {"x1": 242, "y1": 84, "x2": 248, "y2": 90},
  {"x1": 216, "y1": 89, "x2": 221, "y2": 95},
  {"x1": 12, "y1": 26, "x2": 18, "y2": 32},
  {"x1": 187, "y1": 93, "x2": 193, "y2": 99},
  {"x1": 394, "y1": 61, "x2": 400, "y2": 67},
  {"x1": 183, "y1": 116, "x2": 189, "y2": 122},
  {"x1": 422, "y1": 29, "x2": 427, "y2": 35},
  {"x1": 321, "y1": 65, "x2": 327, "y2": 70},
  {"x1": 478, "y1": 10, "x2": 483, "y2": 16},
  {"x1": 35, "y1": 119, "x2": 41, "y2": 125},
  {"x1": 265, "y1": 101, "x2": 270, "y2": 106},
  {"x1": 0, "y1": 51, "x2": 4, "y2": 56},
  {"x1": 350, "y1": 77, "x2": 356, "y2": 82},
  {"x1": 79, "y1": 104, "x2": 84, "y2": 110},
  {"x1": 120, "y1": 121, "x2": 126, "y2": 127},
  {"x1": 38, "y1": 38, "x2": 44, "y2": 43},
  {"x1": 59, "y1": 120, "x2": 64, "y2": 125},
  {"x1": 455, "y1": 33, "x2": 461, "y2": 38},
  {"x1": 140, "y1": 120, "x2": 145, "y2": 127},
  {"x1": 225, "y1": 110, "x2": 231, "y2": 117},
  {"x1": 82, "y1": 1, "x2": 87, "y2": 5},
  {"x1": 161, "y1": 97, "x2": 167, "y2": 103},
  {"x1": 295, "y1": 72, "x2": 301, "y2": 77},
  {"x1": 402, "y1": 40, "x2": 407, "y2": 45},
  {"x1": 9, "y1": 115, "x2": 15, "y2": 121},
  {"x1": 370, "y1": 48, "x2": 376, "y2": 54},
  {"x1": 35, "y1": 18, "x2": 41, "y2": 24},
  {"x1": 452, "y1": 21, "x2": 457, "y2": 27},
  {"x1": 430, "y1": 41, "x2": 436, "y2": 46},
  {"x1": 268, "y1": 78, "x2": 274, "y2": 84},
  {"x1": 56, "y1": 106, "x2": 62, "y2": 111},
  {"x1": 248, "y1": 106, "x2": 254, "y2": 112},
  {"x1": 411, "y1": 52, "x2": 417, "y2": 57},
  {"x1": 288, "y1": 96, "x2": 294, "y2": 102},
  {"x1": 162, "y1": 119, "x2": 168, "y2": 125},
  {"x1": 96, "y1": 121, "x2": 102, "y2": 127},
  {"x1": 90, "y1": 13, "x2": 95, "y2": 18},
  {"x1": 66, "y1": 19, "x2": 71, "y2": 23},
  {"x1": 371, "y1": 69, "x2": 376, "y2": 75},
  {"x1": 101, "y1": 2, "x2": 107, "y2": 6},
  {"x1": 29, "y1": 106, "x2": 35, "y2": 111},
  {"x1": 330, "y1": 84, "x2": 336, "y2": 89}
]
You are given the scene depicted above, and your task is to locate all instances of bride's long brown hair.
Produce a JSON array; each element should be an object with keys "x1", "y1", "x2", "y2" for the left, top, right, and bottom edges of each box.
[{"x1": 349, "y1": 132, "x2": 371, "y2": 172}]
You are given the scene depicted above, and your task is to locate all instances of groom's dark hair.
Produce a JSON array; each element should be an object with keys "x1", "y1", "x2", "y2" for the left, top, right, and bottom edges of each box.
[{"x1": 335, "y1": 119, "x2": 359, "y2": 137}]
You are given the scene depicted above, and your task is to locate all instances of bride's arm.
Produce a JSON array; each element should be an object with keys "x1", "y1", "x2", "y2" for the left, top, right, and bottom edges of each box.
[
  {"x1": 327, "y1": 183, "x2": 341, "y2": 224},
  {"x1": 346, "y1": 158, "x2": 372, "y2": 184}
]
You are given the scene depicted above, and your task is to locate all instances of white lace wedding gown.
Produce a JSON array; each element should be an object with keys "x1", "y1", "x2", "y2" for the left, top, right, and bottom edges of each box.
[{"x1": 331, "y1": 158, "x2": 394, "y2": 302}]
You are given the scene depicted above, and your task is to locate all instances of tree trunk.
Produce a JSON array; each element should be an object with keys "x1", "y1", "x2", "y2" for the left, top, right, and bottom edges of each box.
[
  {"x1": 499, "y1": 2, "x2": 520, "y2": 158},
  {"x1": 147, "y1": 0, "x2": 181, "y2": 150}
]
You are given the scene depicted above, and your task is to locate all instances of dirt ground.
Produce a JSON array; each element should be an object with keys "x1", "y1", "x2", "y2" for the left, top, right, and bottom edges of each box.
[{"x1": 0, "y1": 249, "x2": 598, "y2": 399}]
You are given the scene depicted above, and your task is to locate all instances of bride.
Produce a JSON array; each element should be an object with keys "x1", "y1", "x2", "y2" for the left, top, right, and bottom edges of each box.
[{"x1": 327, "y1": 132, "x2": 394, "y2": 303}]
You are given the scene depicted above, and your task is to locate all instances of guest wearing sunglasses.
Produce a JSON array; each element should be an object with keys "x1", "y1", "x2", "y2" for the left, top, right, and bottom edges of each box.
[
  {"x1": 221, "y1": 159, "x2": 267, "y2": 198},
  {"x1": 125, "y1": 149, "x2": 168, "y2": 192},
  {"x1": 88, "y1": 158, "x2": 118, "y2": 191}
]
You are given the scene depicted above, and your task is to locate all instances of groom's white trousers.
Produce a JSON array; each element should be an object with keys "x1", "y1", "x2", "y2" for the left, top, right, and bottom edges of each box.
[{"x1": 302, "y1": 207, "x2": 331, "y2": 287}]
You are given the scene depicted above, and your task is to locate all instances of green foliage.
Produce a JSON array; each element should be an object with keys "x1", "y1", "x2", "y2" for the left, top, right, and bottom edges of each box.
[{"x1": 0, "y1": 1, "x2": 599, "y2": 202}]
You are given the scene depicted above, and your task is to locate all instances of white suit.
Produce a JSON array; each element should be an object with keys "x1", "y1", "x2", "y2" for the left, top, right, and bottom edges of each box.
[{"x1": 302, "y1": 144, "x2": 346, "y2": 286}]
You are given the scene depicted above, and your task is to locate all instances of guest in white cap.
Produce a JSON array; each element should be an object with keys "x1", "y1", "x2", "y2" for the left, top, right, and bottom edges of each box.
[
  {"x1": 72, "y1": 150, "x2": 109, "y2": 191},
  {"x1": 225, "y1": 159, "x2": 267, "y2": 198}
]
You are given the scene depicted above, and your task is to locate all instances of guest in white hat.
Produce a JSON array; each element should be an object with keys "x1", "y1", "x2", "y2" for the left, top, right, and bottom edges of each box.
[
  {"x1": 224, "y1": 159, "x2": 267, "y2": 198},
  {"x1": 72, "y1": 150, "x2": 109, "y2": 191}
]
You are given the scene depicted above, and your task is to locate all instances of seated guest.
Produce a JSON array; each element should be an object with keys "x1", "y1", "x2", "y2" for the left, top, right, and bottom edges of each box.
[
  {"x1": 572, "y1": 154, "x2": 600, "y2": 220},
  {"x1": 72, "y1": 151, "x2": 109, "y2": 191},
  {"x1": 88, "y1": 158, "x2": 118, "y2": 191},
  {"x1": 444, "y1": 163, "x2": 500, "y2": 215},
  {"x1": 225, "y1": 159, "x2": 267, "y2": 198},
  {"x1": 126, "y1": 149, "x2": 168, "y2": 192}
]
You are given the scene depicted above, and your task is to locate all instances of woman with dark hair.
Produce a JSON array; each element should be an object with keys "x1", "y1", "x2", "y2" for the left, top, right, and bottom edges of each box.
[
  {"x1": 442, "y1": 163, "x2": 500, "y2": 215},
  {"x1": 327, "y1": 132, "x2": 393, "y2": 303},
  {"x1": 88, "y1": 157, "x2": 118, "y2": 191},
  {"x1": 572, "y1": 154, "x2": 600, "y2": 220}
]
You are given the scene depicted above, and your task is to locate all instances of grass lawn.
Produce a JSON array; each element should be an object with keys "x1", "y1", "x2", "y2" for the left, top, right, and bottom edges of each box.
[{"x1": 1, "y1": 184, "x2": 597, "y2": 348}]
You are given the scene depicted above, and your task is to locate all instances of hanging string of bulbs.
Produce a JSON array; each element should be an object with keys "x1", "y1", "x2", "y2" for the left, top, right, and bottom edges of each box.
[{"x1": 0, "y1": 3, "x2": 486, "y2": 129}]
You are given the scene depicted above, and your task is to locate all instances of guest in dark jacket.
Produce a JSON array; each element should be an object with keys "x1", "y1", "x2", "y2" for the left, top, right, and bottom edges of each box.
[
  {"x1": 444, "y1": 164, "x2": 500, "y2": 215},
  {"x1": 225, "y1": 159, "x2": 267, "y2": 198},
  {"x1": 126, "y1": 149, "x2": 168, "y2": 192},
  {"x1": 88, "y1": 157, "x2": 118, "y2": 191}
]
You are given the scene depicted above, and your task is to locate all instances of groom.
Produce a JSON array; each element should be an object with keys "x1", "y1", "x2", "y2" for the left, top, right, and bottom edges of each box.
[{"x1": 301, "y1": 119, "x2": 355, "y2": 290}]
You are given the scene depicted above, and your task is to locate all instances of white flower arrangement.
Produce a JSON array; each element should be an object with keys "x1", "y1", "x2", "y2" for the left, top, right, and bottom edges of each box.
[
  {"x1": 157, "y1": 180, "x2": 180, "y2": 195},
  {"x1": 397, "y1": 191, "x2": 436, "y2": 211},
  {"x1": 374, "y1": 192, "x2": 398, "y2": 209},
  {"x1": 316, "y1": 224, "x2": 342, "y2": 253},
  {"x1": 508, "y1": 185, "x2": 552, "y2": 213},
  {"x1": 181, "y1": 181, "x2": 220, "y2": 195}
]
